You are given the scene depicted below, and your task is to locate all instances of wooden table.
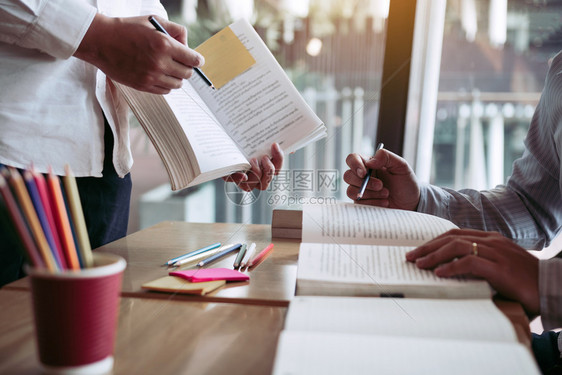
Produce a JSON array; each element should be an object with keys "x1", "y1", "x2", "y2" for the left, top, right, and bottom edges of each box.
[
  {"x1": 0, "y1": 289, "x2": 285, "y2": 375},
  {"x1": 1, "y1": 221, "x2": 533, "y2": 374},
  {"x1": 6, "y1": 222, "x2": 300, "y2": 306}
]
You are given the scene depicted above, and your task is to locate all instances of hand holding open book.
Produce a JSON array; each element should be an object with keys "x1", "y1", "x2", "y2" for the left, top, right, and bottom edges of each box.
[
  {"x1": 116, "y1": 19, "x2": 326, "y2": 191},
  {"x1": 222, "y1": 142, "x2": 284, "y2": 192}
]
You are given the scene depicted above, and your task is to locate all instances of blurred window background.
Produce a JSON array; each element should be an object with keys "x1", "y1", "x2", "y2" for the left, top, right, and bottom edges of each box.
[
  {"x1": 407, "y1": 0, "x2": 561, "y2": 191},
  {"x1": 128, "y1": 0, "x2": 562, "y2": 233},
  {"x1": 130, "y1": 0, "x2": 389, "y2": 232}
]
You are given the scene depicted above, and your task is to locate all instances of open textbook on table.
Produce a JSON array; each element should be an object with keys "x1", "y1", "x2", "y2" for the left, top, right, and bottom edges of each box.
[
  {"x1": 296, "y1": 203, "x2": 492, "y2": 299},
  {"x1": 272, "y1": 296, "x2": 539, "y2": 375},
  {"x1": 116, "y1": 19, "x2": 326, "y2": 190}
]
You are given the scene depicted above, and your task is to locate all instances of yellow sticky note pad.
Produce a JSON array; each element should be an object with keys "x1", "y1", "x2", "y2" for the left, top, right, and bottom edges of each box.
[
  {"x1": 142, "y1": 275, "x2": 226, "y2": 295},
  {"x1": 195, "y1": 26, "x2": 256, "y2": 89}
]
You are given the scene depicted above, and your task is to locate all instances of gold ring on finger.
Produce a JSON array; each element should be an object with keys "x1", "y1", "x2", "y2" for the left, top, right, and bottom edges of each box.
[{"x1": 472, "y1": 242, "x2": 478, "y2": 256}]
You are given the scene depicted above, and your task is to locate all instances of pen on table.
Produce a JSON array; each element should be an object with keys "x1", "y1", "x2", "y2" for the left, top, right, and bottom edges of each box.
[
  {"x1": 357, "y1": 142, "x2": 384, "y2": 201},
  {"x1": 164, "y1": 242, "x2": 221, "y2": 266},
  {"x1": 197, "y1": 243, "x2": 242, "y2": 268},
  {"x1": 247, "y1": 243, "x2": 274, "y2": 268},
  {"x1": 240, "y1": 242, "x2": 256, "y2": 269},
  {"x1": 173, "y1": 244, "x2": 231, "y2": 268},
  {"x1": 233, "y1": 243, "x2": 247, "y2": 269},
  {"x1": 148, "y1": 16, "x2": 215, "y2": 90}
]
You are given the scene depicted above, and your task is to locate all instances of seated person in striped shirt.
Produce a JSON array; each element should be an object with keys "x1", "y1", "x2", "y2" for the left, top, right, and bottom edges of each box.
[{"x1": 344, "y1": 50, "x2": 562, "y2": 374}]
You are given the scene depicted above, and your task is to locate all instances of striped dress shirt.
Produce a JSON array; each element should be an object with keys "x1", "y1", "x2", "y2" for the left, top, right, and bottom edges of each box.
[{"x1": 417, "y1": 50, "x2": 562, "y2": 330}]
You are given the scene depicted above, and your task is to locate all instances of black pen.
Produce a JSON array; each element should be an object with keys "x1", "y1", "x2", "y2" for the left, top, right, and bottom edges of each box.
[
  {"x1": 197, "y1": 243, "x2": 242, "y2": 267},
  {"x1": 148, "y1": 16, "x2": 215, "y2": 89},
  {"x1": 357, "y1": 142, "x2": 384, "y2": 200}
]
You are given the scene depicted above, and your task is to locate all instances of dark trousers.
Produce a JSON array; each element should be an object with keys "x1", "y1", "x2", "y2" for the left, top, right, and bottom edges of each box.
[
  {"x1": 533, "y1": 331, "x2": 562, "y2": 374},
  {"x1": 0, "y1": 120, "x2": 131, "y2": 286}
]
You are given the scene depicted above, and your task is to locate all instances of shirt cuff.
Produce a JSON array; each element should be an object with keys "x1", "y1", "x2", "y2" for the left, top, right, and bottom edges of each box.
[
  {"x1": 22, "y1": 0, "x2": 96, "y2": 59},
  {"x1": 539, "y1": 258, "x2": 562, "y2": 331},
  {"x1": 416, "y1": 183, "x2": 452, "y2": 220}
]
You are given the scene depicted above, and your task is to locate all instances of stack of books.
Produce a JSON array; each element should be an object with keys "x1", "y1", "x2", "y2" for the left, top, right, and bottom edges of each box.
[{"x1": 0, "y1": 165, "x2": 93, "y2": 271}]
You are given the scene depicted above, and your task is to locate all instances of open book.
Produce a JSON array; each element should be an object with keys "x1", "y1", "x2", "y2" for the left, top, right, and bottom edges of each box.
[
  {"x1": 272, "y1": 296, "x2": 539, "y2": 375},
  {"x1": 295, "y1": 202, "x2": 492, "y2": 298},
  {"x1": 117, "y1": 19, "x2": 326, "y2": 190}
]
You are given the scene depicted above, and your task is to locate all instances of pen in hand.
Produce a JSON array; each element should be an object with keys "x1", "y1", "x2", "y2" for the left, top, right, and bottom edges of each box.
[
  {"x1": 357, "y1": 143, "x2": 384, "y2": 201},
  {"x1": 147, "y1": 16, "x2": 215, "y2": 89}
]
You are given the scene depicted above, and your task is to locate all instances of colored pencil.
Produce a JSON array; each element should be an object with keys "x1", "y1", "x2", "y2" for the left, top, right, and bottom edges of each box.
[
  {"x1": 240, "y1": 242, "x2": 256, "y2": 269},
  {"x1": 248, "y1": 243, "x2": 274, "y2": 268},
  {"x1": 31, "y1": 169, "x2": 67, "y2": 269},
  {"x1": 197, "y1": 243, "x2": 242, "y2": 267},
  {"x1": 174, "y1": 244, "x2": 231, "y2": 268},
  {"x1": 0, "y1": 169, "x2": 44, "y2": 268},
  {"x1": 165, "y1": 242, "x2": 222, "y2": 266},
  {"x1": 47, "y1": 168, "x2": 80, "y2": 270},
  {"x1": 62, "y1": 165, "x2": 93, "y2": 268},
  {"x1": 23, "y1": 170, "x2": 64, "y2": 269},
  {"x1": 7, "y1": 168, "x2": 58, "y2": 271}
]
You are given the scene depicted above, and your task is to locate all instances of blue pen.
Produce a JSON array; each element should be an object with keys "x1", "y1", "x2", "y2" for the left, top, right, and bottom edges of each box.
[
  {"x1": 165, "y1": 242, "x2": 222, "y2": 266},
  {"x1": 197, "y1": 243, "x2": 243, "y2": 267}
]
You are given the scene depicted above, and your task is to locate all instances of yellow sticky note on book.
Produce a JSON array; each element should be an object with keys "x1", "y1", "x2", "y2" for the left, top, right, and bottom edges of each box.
[
  {"x1": 195, "y1": 26, "x2": 256, "y2": 89},
  {"x1": 142, "y1": 275, "x2": 225, "y2": 295}
]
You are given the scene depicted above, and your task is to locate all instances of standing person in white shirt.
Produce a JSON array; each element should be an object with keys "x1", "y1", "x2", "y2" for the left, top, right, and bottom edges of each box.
[{"x1": 0, "y1": 2, "x2": 283, "y2": 285}]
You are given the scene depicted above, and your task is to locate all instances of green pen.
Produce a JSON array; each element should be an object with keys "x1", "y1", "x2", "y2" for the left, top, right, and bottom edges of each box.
[{"x1": 233, "y1": 244, "x2": 247, "y2": 269}]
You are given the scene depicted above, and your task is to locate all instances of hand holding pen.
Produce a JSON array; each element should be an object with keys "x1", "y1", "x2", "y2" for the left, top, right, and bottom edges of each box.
[
  {"x1": 343, "y1": 144, "x2": 421, "y2": 210},
  {"x1": 356, "y1": 143, "x2": 384, "y2": 200},
  {"x1": 75, "y1": 14, "x2": 205, "y2": 95},
  {"x1": 148, "y1": 16, "x2": 215, "y2": 89}
]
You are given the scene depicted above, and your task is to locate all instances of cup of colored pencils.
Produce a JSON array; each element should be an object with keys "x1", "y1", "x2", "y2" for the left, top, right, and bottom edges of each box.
[{"x1": 0, "y1": 165, "x2": 126, "y2": 373}]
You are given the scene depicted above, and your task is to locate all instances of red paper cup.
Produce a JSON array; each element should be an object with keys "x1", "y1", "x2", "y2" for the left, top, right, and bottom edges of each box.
[{"x1": 28, "y1": 253, "x2": 126, "y2": 374}]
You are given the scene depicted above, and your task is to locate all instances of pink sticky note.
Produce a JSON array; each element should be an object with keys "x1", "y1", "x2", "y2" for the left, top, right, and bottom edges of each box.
[{"x1": 170, "y1": 268, "x2": 249, "y2": 282}]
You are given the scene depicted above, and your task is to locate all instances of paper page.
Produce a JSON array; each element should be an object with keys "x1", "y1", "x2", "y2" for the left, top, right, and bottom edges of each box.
[
  {"x1": 285, "y1": 296, "x2": 517, "y2": 343},
  {"x1": 164, "y1": 82, "x2": 250, "y2": 174},
  {"x1": 298, "y1": 242, "x2": 480, "y2": 287},
  {"x1": 296, "y1": 243, "x2": 491, "y2": 298},
  {"x1": 302, "y1": 202, "x2": 459, "y2": 246},
  {"x1": 191, "y1": 19, "x2": 325, "y2": 159},
  {"x1": 272, "y1": 332, "x2": 540, "y2": 375}
]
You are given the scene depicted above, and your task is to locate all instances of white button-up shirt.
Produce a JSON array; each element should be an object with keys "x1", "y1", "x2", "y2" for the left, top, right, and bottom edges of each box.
[{"x1": 0, "y1": 0, "x2": 166, "y2": 177}]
